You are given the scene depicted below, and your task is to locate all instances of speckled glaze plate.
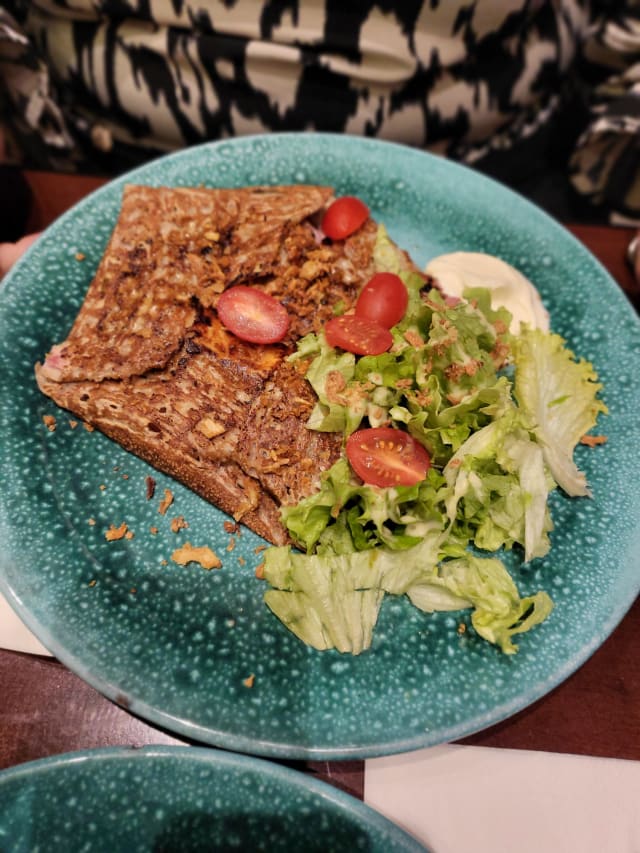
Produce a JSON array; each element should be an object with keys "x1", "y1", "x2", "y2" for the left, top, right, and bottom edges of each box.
[
  {"x1": 1, "y1": 134, "x2": 639, "y2": 760},
  {"x1": 0, "y1": 745, "x2": 426, "y2": 851}
]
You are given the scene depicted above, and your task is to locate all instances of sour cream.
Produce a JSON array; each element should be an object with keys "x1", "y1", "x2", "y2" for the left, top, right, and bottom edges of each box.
[{"x1": 424, "y1": 252, "x2": 549, "y2": 334}]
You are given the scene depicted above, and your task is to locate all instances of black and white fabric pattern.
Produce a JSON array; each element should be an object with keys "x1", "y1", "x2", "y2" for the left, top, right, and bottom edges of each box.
[{"x1": 1, "y1": 1, "x2": 639, "y2": 222}]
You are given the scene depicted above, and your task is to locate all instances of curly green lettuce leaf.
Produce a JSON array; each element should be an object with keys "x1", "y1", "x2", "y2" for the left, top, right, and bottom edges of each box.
[
  {"x1": 262, "y1": 530, "x2": 443, "y2": 654},
  {"x1": 513, "y1": 329, "x2": 608, "y2": 496},
  {"x1": 262, "y1": 537, "x2": 552, "y2": 655},
  {"x1": 408, "y1": 554, "x2": 554, "y2": 654},
  {"x1": 443, "y1": 410, "x2": 555, "y2": 561},
  {"x1": 282, "y1": 458, "x2": 448, "y2": 554}
]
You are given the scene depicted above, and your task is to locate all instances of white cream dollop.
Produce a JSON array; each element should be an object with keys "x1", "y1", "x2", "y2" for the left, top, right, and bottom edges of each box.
[{"x1": 424, "y1": 251, "x2": 549, "y2": 334}]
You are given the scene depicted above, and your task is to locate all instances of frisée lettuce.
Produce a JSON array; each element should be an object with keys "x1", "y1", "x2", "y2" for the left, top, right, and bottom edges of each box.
[{"x1": 260, "y1": 227, "x2": 606, "y2": 656}]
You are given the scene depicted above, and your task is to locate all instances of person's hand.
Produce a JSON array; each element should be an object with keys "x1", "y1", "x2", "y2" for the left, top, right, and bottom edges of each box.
[{"x1": 0, "y1": 232, "x2": 40, "y2": 280}]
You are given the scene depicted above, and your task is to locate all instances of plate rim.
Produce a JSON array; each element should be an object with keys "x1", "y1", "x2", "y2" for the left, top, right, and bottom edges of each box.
[{"x1": 0, "y1": 743, "x2": 427, "y2": 851}]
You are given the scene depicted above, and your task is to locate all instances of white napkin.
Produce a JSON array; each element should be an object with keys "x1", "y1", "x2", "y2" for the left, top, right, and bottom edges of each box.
[
  {"x1": 365, "y1": 743, "x2": 640, "y2": 852},
  {"x1": 0, "y1": 590, "x2": 51, "y2": 656}
]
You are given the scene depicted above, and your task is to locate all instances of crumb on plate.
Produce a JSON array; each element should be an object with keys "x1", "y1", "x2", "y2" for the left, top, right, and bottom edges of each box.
[
  {"x1": 170, "y1": 515, "x2": 189, "y2": 533},
  {"x1": 105, "y1": 522, "x2": 129, "y2": 541},
  {"x1": 171, "y1": 542, "x2": 221, "y2": 570},
  {"x1": 158, "y1": 488, "x2": 174, "y2": 515},
  {"x1": 580, "y1": 434, "x2": 607, "y2": 447}
]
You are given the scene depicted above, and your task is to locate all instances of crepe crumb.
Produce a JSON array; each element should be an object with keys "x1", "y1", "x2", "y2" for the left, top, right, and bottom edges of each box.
[
  {"x1": 158, "y1": 488, "x2": 174, "y2": 515},
  {"x1": 254, "y1": 544, "x2": 267, "y2": 554},
  {"x1": 242, "y1": 673, "x2": 255, "y2": 688},
  {"x1": 99, "y1": 484, "x2": 107, "y2": 491},
  {"x1": 404, "y1": 329, "x2": 424, "y2": 348},
  {"x1": 170, "y1": 515, "x2": 189, "y2": 533},
  {"x1": 580, "y1": 434, "x2": 607, "y2": 447},
  {"x1": 42, "y1": 414, "x2": 56, "y2": 432},
  {"x1": 150, "y1": 526, "x2": 159, "y2": 535},
  {"x1": 83, "y1": 422, "x2": 95, "y2": 432},
  {"x1": 88, "y1": 518, "x2": 96, "y2": 526},
  {"x1": 224, "y1": 521, "x2": 240, "y2": 534},
  {"x1": 75, "y1": 252, "x2": 86, "y2": 261},
  {"x1": 255, "y1": 562, "x2": 265, "y2": 579},
  {"x1": 105, "y1": 522, "x2": 129, "y2": 541},
  {"x1": 69, "y1": 419, "x2": 78, "y2": 429},
  {"x1": 237, "y1": 555, "x2": 246, "y2": 566},
  {"x1": 171, "y1": 543, "x2": 221, "y2": 570},
  {"x1": 145, "y1": 476, "x2": 156, "y2": 500},
  {"x1": 226, "y1": 537, "x2": 236, "y2": 552}
]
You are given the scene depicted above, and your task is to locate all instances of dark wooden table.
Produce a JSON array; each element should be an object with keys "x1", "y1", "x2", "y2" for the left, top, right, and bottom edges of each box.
[{"x1": 2, "y1": 171, "x2": 639, "y2": 801}]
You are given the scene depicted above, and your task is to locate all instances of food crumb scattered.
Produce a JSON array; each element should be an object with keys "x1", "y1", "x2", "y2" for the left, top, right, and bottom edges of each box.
[
  {"x1": 226, "y1": 537, "x2": 236, "y2": 552},
  {"x1": 122, "y1": 473, "x2": 129, "y2": 480},
  {"x1": 404, "y1": 329, "x2": 424, "y2": 348},
  {"x1": 242, "y1": 673, "x2": 255, "y2": 688},
  {"x1": 83, "y1": 422, "x2": 95, "y2": 432},
  {"x1": 158, "y1": 488, "x2": 174, "y2": 515},
  {"x1": 105, "y1": 522, "x2": 129, "y2": 541},
  {"x1": 42, "y1": 414, "x2": 56, "y2": 432},
  {"x1": 254, "y1": 544, "x2": 267, "y2": 554},
  {"x1": 150, "y1": 526, "x2": 159, "y2": 535},
  {"x1": 145, "y1": 476, "x2": 156, "y2": 500},
  {"x1": 457, "y1": 622, "x2": 467, "y2": 635},
  {"x1": 125, "y1": 530, "x2": 134, "y2": 540},
  {"x1": 75, "y1": 252, "x2": 86, "y2": 261},
  {"x1": 88, "y1": 579, "x2": 97, "y2": 587},
  {"x1": 255, "y1": 562, "x2": 265, "y2": 579},
  {"x1": 223, "y1": 521, "x2": 240, "y2": 534},
  {"x1": 69, "y1": 419, "x2": 78, "y2": 429},
  {"x1": 171, "y1": 542, "x2": 221, "y2": 570},
  {"x1": 99, "y1": 484, "x2": 106, "y2": 491},
  {"x1": 237, "y1": 556, "x2": 246, "y2": 566},
  {"x1": 580, "y1": 434, "x2": 607, "y2": 447},
  {"x1": 170, "y1": 515, "x2": 189, "y2": 533},
  {"x1": 88, "y1": 518, "x2": 96, "y2": 526}
]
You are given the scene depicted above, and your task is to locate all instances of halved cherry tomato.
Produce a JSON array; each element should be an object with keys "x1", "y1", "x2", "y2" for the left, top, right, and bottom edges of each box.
[
  {"x1": 346, "y1": 427, "x2": 431, "y2": 488},
  {"x1": 321, "y1": 196, "x2": 369, "y2": 241},
  {"x1": 325, "y1": 314, "x2": 393, "y2": 356},
  {"x1": 355, "y1": 272, "x2": 408, "y2": 328},
  {"x1": 216, "y1": 286, "x2": 290, "y2": 344}
]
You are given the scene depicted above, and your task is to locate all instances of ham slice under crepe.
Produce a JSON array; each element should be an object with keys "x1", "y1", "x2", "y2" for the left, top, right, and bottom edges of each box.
[{"x1": 36, "y1": 184, "x2": 382, "y2": 544}]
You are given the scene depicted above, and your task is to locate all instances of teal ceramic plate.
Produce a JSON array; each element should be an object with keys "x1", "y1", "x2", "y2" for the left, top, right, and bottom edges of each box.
[
  {"x1": 0, "y1": 745, "x2": 426, "y2": 851},
  {"x1": 1, "y1": 134, "x2": 639, "y2": 759}
]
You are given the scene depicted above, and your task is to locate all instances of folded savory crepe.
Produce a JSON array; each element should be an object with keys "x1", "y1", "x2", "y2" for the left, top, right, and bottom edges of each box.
[{"x1": 36, "y1": 183, "x2": 394, "y2": 544}]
